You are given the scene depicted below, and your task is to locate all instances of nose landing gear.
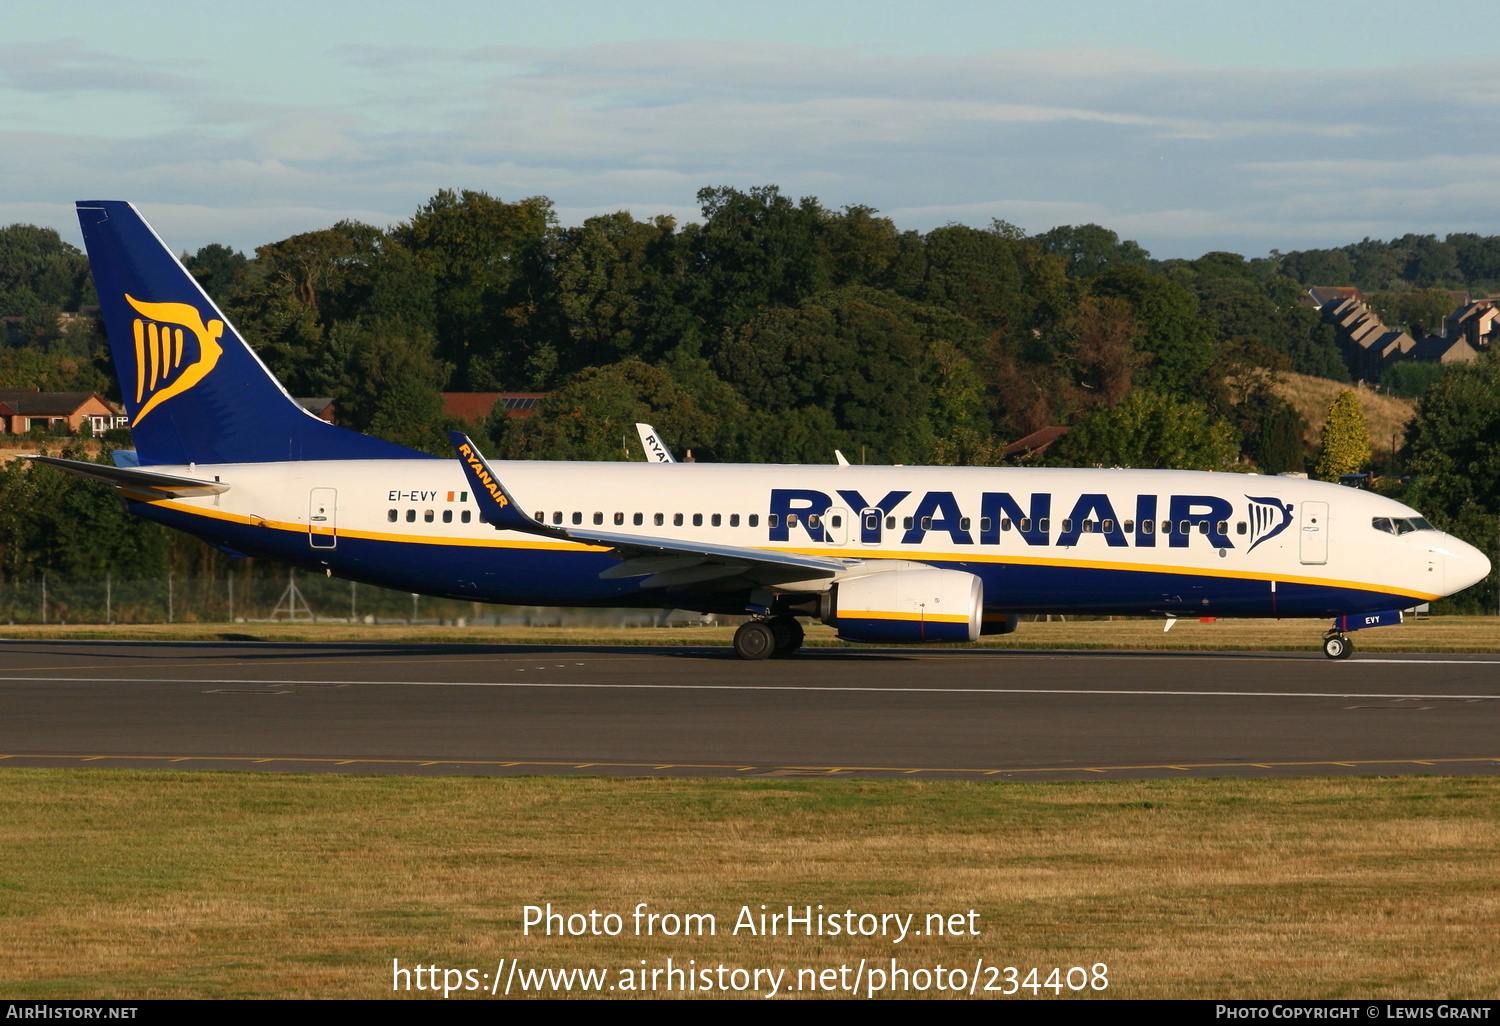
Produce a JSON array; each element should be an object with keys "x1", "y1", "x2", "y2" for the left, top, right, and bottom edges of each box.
[{"x1": 1321, "y1": 631, "x2": 1354, "y2": 660}]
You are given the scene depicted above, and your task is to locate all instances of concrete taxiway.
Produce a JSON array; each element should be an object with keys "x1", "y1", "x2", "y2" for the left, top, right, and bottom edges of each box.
[{"x1": 0, "y1": 640, "x2": 1497, "y2": 780}]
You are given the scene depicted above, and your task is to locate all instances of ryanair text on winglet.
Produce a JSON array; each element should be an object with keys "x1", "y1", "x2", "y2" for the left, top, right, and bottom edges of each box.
[{"x1": 457, "y1": 443, "x2": 509, "y2": 508}]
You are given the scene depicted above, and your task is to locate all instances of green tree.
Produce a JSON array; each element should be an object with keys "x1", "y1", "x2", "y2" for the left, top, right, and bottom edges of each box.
[
  {"x1": 495, "y1": 357, "x2": 718, "y2": 461},
  {"x1": 1401, "y1": 357, "x2": 1500, "y2": 610},
  {"x1": 1034, "y1": 223, "x2": 1151, "y2": 278},
  {"x1": 1045, "y1": 391, "x2": 1239, "y2": 470},
  {"x1": 335, "y1": 323, "x2": 453, "y2": 455},
  {"x1": 182, "y1": 244, "x2": 250, "y2": 307},
  {"x1": 685, "y1": 185, "x2": 836, "y2": 330},
  {"x1": 1089, "y1": 265, "x2": 1218, "y2": 397},
  {"x1": 1380, "y1": 361, "x2": 1451, "y2": 399},
  {"x1": 1403, "y1": 358, "x2": 1500, "y2": 516},
  {"x1": 712, "y1": 287, "x2": 997, "y2": 464},
  {"x1": 0, "y1": 224, "x2": 92, "y2": 315},
  {"x1": 1235, "y1": 385, "x2": 1307, "y2": 474},
  {"x1": 1313, "y1": 390, "x2": 1371, "y2": 481},
  {"x1": 552, "y1": 211, "x2": 697, "y2": 371},
  {"x1": 1367, "y1": 289, "x2": 1455, "y2": 338},
  {"x1": 393, "y1": 189, "x2": 556, "y2": 390}
]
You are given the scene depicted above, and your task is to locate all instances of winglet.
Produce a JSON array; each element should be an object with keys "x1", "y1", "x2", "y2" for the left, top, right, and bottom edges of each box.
[
  {"x1": 635, "y1": 423, "x2": 675, "y2": 463},
  {"x1": 447, "y1": 432, "x2": 566, "y2": 538}
]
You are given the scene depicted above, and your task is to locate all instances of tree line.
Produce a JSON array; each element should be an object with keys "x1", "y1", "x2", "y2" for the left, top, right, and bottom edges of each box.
[{"x1": 2, "y1": 188, "x2": 1499, "y2": 610}]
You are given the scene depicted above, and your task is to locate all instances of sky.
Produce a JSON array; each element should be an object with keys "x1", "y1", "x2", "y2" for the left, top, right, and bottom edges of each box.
[{"x1": 4, "y1": 1, "x2": 1497, "y2": 259}]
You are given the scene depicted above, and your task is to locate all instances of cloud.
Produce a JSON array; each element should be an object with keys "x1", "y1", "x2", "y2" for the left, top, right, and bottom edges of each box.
[
  {"x1": 0, "y1": 37, "x2": 200, "y2": 96},
  {"x1": 10, "y1": 38, "x2": 1500, "y2": 256}
]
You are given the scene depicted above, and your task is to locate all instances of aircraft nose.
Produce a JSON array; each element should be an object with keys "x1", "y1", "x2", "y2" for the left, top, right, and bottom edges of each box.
[{"x1": 1441, "y1": 535, "x2": 1491, "y2": 595}]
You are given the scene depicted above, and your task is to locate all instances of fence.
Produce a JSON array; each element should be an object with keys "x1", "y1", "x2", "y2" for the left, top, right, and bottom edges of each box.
[{"x1": 0, "y1": 571, "x2": 714, "y2": 628}]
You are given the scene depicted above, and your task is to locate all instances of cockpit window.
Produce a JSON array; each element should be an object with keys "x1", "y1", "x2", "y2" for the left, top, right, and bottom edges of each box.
[{"x1": 1373, "y1": 516, "x2": 1435, "y2": 535}]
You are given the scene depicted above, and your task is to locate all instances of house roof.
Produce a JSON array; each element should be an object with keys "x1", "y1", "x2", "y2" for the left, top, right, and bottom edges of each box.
[
  {"x1": 0, "y1": 389, "x2": 116, "y2": 415},
  {"x1": 297, "y1": 397, "x2": 335, "y2": 416},
  {"x1": 1002, "y1": 425, "x2": 1069, "y2": 459},
  {"x1": 1309, "y1": 286, "x2": 1367, "y2": 307},
  {"x1": 1412, "y1": 335, "x2": 1478, "y2": 362},
  {"x1": 442, "y1": 392, "x2": 548, "y2": 421}
]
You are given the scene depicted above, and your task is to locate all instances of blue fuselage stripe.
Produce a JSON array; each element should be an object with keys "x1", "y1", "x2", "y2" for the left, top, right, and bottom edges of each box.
[{"x1": 139, "y1": 502, "x2": 1416, "y2": 618}]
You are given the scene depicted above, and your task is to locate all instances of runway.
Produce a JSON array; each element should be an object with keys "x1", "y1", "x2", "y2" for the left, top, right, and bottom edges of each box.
[{"x1": 1, "y1": 640, "x2": 1498, "y2": 780}]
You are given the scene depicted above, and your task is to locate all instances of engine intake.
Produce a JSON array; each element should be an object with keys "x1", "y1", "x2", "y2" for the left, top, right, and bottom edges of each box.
[{"x1": 827, "y1": 568, "x2": 983, "y2": 644}]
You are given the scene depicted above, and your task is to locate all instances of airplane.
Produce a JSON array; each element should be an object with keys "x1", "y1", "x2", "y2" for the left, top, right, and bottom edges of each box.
[
  {"x1": 635, "y1": 423, "x2": 675, "y2": 463},
  {"x1": 34, "y1": 201, "x2": 1492, "y2": 661}
]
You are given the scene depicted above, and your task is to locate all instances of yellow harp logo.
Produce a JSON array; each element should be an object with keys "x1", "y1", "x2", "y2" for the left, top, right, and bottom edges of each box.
[{"x1": 124, "y1": 295, "x2": 224, "y2": 425}]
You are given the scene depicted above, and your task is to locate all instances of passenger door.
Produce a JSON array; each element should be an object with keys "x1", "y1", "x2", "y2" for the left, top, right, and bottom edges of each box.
[{"x1": 1299, "y1": 501, "x2": 1327, "y2": 565}]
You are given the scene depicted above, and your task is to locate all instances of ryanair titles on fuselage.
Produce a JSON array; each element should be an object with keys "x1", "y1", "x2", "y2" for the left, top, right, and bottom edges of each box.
[{"x1": 767, "y1": 488, "x2": 1295, "y2": 551}]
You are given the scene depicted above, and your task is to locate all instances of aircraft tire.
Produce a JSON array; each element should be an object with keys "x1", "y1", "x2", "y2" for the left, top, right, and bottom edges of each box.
[
  {"x1": 734, "y1": 620, "x2": 777, "y2": 660},
  {"x1": 1322, "y1": 635, "x2": 1353, "y2": 660},
  {"x1": 769, "y1": 617, "x2": 805, "y2": 658}
]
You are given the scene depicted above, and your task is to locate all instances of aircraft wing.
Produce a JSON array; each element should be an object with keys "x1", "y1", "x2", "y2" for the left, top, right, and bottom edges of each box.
[
  {"x1": 26, "y1": 455, "x2": 231, "y2": 498},
  {"x1": 448, "y1": 433, "x2": 847, "y2": 588}
]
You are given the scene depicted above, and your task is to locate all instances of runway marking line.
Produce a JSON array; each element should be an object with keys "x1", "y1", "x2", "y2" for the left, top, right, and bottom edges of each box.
[
  {"x1": 6, "y1": 652, "x2": 1500, "y2": 680},
  {"x1": 2, "y1": 754, "x2": 1500, "y2": 776},
  {"x1": 4, "y1": 675, "x2": 1500, "y2": 702}
]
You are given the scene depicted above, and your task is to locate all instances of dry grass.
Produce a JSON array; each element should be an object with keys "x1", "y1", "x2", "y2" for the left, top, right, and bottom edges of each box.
[
  {"x1": 0, "y1": 771, "x2": 1496, "y2": 999},
  {"x1": 1271, "y1": 372, "x2": 1417, "y2": 454},
  {"x1": 1, "y1": 615, "x2": 1495, "y2": 654}
]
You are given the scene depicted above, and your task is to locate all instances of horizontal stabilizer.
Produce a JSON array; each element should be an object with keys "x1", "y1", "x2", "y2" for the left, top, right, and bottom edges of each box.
[{"x1": 28, "y1": 455, "x2": 231, "y2": 498}]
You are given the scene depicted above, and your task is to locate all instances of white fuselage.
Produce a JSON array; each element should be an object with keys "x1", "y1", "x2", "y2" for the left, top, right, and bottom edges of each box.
[{"x1": 128, "y1": 460, "x2": 1489, "y2": 618}]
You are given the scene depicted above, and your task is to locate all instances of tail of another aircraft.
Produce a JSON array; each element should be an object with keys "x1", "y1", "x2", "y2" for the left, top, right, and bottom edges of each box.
[{"x1": 76, "y1": 201, "x2": 430, "y2": 466}]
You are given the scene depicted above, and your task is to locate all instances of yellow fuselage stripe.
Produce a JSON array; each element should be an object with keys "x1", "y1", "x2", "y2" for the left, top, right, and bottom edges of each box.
[{"x1": 138, "y1": 498, "x2": 1441, "y2": 602}]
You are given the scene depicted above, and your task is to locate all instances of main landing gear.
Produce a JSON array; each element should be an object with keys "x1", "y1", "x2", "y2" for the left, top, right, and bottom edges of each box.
[
  {"x1": 1322, "y1": 631, "x2": 1354, "y2": 660},
  {"x1": 733, "y1": 616, "x2": 805, "y2": 660}
]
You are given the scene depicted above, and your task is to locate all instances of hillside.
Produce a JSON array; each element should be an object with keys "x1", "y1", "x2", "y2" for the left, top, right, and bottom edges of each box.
[{"x1": 1270, "y1": 372, "x2": 1417, "y2": 455}]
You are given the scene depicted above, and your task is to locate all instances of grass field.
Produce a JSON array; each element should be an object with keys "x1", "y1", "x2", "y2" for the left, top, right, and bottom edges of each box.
[
  {"x1": 4, "y1": 617, "x2": 1495, "y2": 999},
  {"x1": 1, "y1": 614, "x2": 1496, "y2": 654},
  {"x1": 0, "y1": 771, "x2": 1496, "y2": 999}
]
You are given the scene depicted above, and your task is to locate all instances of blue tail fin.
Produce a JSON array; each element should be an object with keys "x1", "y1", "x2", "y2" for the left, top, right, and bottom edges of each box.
[{"x1": 76, "y1": 201, "x2": 433, "y2": 465}]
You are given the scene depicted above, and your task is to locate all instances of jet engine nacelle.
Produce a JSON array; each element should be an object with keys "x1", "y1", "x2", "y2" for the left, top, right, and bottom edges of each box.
[{"x1": 827, "y1": 568, "x2": 983, "y2": 644}]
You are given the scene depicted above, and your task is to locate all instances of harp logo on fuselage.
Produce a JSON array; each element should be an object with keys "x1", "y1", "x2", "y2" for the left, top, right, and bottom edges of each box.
[
  {"x1": 1244, "y1": 495, "x2": 1295, "y2": 552},
  {"x1": 124, "y1": 295, "x2": 224, "y2": 425}
]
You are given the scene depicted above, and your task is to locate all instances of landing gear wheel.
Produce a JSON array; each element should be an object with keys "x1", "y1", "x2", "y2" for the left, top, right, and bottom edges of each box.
[
  {"x1": 734, "y1": 620, "x2": 777, "y2": 660},
  {"x1": 768, "y1": 616, "x2": 805, "y2": 658},
  {"x1": 1322, "y1": 635, "x2": 1354, "y2": 660}
]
